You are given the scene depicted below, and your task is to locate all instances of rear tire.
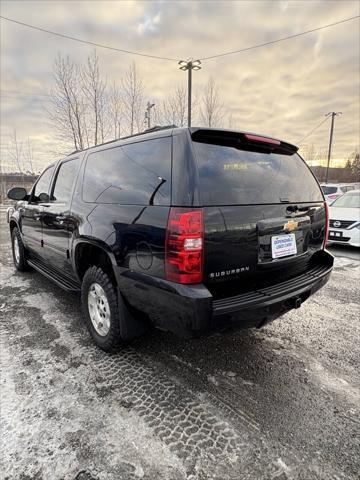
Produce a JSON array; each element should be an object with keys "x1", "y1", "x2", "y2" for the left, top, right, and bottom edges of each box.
[
  {"x1": 81, "y1": 266, "x2": 124, "y2": 352},
  {"x1": 11, "y1": 227, "x2": 29, "y2": 272}
]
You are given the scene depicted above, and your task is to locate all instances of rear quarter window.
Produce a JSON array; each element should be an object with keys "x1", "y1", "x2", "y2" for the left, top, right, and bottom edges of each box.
[
  {"x1": 193, "y1": 142, "x2": 323, "y2": 205},
  {"x1": 83, "y1": 137, "x2": 172, "y2": 205}
]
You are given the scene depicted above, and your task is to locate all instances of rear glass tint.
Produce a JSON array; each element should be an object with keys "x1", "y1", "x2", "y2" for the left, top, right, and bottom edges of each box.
[
  {"x1": 322, "y1": 186, "x2": 337, "y2": 195},
  {"x1": 192, "y1": 142, "x2": 323, "y2": 205},
  {"x1": 83, "y1": 137, "x2": 171, "y2": 205}
]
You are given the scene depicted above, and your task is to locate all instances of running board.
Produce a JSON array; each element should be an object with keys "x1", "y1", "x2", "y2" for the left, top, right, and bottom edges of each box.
[{"x1": 27, "y1": 258, "x2": 81, "y2": 292}]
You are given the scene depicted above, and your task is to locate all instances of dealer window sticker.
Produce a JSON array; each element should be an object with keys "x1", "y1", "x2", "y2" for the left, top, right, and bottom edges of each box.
[
  {"x1": 223, "y1": 163, "x2": 248, "y2": 170},
  {"x1": 223, "y1": 161, "x2": 271, "y2": 171}
]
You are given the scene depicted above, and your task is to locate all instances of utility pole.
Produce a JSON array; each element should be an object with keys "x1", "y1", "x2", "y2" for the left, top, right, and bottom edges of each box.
[
  {"x1": 145, "y1": 101, "x2": 155, "y2": 129},
  {"x1": 179, "y1": 59, "x2": 201, "y2": 127},
  {"x1": 325, "y1": 111, "x2": 342, "y2": 184}
]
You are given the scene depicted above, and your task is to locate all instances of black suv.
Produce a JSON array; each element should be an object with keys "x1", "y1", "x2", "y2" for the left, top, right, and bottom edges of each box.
[{"x1": 7, "y1": 127, "x2": 333, "y2": 351}]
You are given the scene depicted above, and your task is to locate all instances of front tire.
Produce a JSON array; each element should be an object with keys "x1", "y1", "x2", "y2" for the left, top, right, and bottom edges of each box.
[
  {"x1": 81, "y1": 266, "x2": 123, "y2": 352},
  {"x1": 11, "y1": 227, "x2": 29, "y2": 271}
]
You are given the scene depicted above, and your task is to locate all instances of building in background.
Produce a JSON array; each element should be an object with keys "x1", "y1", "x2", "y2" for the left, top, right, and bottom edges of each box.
[{"x1": 0, "y1": 173, "x2": 38, "y2": 204}]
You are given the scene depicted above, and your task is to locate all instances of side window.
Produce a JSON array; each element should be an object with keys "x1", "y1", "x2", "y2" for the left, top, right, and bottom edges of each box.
[
  {"x1": 52, "y1": 158, "x2": 79, "y2": 203},
  {"x1": 32, "y1": 166, "x2": 55, "y2": 203},
  {"x1": 83, "y1": 137, "x2": 171, "y2": 205}
]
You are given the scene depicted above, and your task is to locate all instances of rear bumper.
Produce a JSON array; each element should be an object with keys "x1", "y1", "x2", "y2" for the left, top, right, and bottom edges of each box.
[{"x1": 116, "y1": 250, "x2": 334, "y2": 337}]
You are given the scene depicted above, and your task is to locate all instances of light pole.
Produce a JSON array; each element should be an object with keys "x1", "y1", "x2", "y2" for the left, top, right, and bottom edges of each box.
[
  {"x1": 145, "y1": 101, "x2": 155, "y2": 129},
  {"x1": 178, "y1": 59, "x2": 201, "y2": 127},
  {"x1": 325, "y1": 112, "x2": 342, "y2": 184}
]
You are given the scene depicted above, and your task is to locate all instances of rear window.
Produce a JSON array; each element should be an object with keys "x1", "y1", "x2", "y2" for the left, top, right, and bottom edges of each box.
[
  {"x1": 322, "y1": 186, "x2": 338, "y2": 195},
  {"x1": 83, "y1": 137, "x2": 171, "y2": 205},
  {"x1": 192, "y1": 142, "x2": 323, "y2": 205}
]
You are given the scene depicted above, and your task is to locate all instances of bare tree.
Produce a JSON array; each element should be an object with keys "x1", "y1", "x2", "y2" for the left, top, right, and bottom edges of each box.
[
  {"x1": 301, "y1": 144, "x2": 328, "y2": 167},
  {"x1": 227, "y1": 113, "x2": 238, "y2": 130},
  {"x1": 161, "y1": 86, "x2": 187, "y2": 127},
  {"x1": 24, "y1": 137, "x2": 34, "y2": 173},
  {"x1": 122, "y1": 62, "x2": 144, "y2": 135},
  {"x1": 49, "y1": 53, "x2": 87, "y2": 151},
  {"x1": 200, "y1": 77, "x2": 224, "y2": 128},
  {"x1": 82, "y1": 50, "x2": 108, "y2": 145},
  {"x1": 108, "y1": 82, "x2": 123, "y2": 139},
  {"x1": 9, "y1": 129, "x2": 23, "y2": 172}
]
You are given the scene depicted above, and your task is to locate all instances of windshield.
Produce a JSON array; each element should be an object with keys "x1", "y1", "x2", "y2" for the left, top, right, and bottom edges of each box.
[
  {"x1": 192, "y1": 141, "x2": 323, "y2": 205},
  {"x1": 331, "y1": 193, "x2": 360, "y2": 208},
  {"x1": 322, "y1": 186, "x2": 337, "y2": 195}
]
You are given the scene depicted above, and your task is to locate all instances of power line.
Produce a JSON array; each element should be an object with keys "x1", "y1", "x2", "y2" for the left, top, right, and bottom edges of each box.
[
  {"x1": 1, "y1": 95, "x2": 50, "y2": 103},
  {"x1": 0, "y1": 89, "x2": 52, "y2": 97},
  {"x1": 0, "y1": 15, "x2": 178, "y2": 62},
  {"x1": 297, "y1": 116, "x2": 330, "y2": 144},
  {"x1": 200, "y1": 16, "x2": 360, "y2": 60},
  {"x1": 1, "y1": 14, "x2": 358, "y2": 64}
]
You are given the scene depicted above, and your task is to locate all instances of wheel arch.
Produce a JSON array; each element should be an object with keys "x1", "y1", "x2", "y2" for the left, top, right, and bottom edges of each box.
[
  {"x1": 9, "y1": 219, "x2": 20, "y2": 234},
  {"x1": 73, "y1": 238, "x2": 118, "y2": 285},
  {"x1": 76, "y1": 238, "x2": 149, "y2": 342}
]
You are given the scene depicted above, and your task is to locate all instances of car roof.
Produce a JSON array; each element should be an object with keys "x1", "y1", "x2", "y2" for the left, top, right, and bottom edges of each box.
[
  {"x1": 321, "y1": 183, "x2": 352, "y2": 187},
  {"x1": 68, "y1": 126, "x2": 178, "y2": 155},
  {"x1": 67, "y1": 126, "x2": 298, "y2": 156}
]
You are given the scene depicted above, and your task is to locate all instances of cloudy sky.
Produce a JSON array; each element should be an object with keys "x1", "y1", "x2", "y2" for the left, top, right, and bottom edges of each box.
[{"x1": 1, "y1": 0, "x2": 359, "y2": 172}]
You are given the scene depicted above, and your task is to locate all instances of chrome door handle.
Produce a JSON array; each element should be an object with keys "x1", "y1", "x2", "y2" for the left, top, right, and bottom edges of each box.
[
  {"x1": 34, "y1": 214, "x2": 42, "y2": 221},
  {"x1": 56, "y1": 215, "x2": 66, "y2": 224}
]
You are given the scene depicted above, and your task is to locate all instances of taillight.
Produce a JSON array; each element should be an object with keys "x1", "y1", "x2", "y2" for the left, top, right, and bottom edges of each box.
[
  {"x1": 165, "y1": 207, "x2": 204, "y2": 284},
  {"x1": 244, "y1": 133, "x2": 281, "y2": 145},
  {"x1": 328, "y1": 194, "x2": 339, "y2": 200},
  {"x1": 323, "y1": 202, "x2": 329, "y2": 249}
]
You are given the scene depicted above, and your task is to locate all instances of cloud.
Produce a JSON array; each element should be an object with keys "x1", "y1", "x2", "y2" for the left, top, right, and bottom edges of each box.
[
  {"x1": 0, "y1": 0, "x2": 359, "y2": 171},
  {"x1": 137, "y1": 12, "x2": 162, "y2": 35}
]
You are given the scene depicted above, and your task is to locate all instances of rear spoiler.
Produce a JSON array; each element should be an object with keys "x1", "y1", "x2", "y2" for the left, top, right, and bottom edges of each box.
[{"x1": 190, "y1": 128, "x2": 298, "y2": 155}]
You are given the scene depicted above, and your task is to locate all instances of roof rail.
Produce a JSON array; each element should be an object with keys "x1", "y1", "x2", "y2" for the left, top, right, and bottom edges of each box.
[
  {"x1": 67, "y1": 125, "x2": 178, "y2": 156},
  {"x1": 143, "y1": 125, "x2": 178, "y2": 133}
]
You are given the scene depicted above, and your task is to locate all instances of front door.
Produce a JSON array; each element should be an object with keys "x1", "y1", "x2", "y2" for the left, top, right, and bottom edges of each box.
[
  {"x1": 22, "y1": 165, "x2": 55, "y2": 258},
  {"x1": 42, "y1": 157, "x2": 80, "y2": 276}
]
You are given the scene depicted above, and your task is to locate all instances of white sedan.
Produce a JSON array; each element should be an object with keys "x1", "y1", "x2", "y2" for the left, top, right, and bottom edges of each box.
[{"x1": 328, "y1": 190, "x2": 360, "y2": 247}]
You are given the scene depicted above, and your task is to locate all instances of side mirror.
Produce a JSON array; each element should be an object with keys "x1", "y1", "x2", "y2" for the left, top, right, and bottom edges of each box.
[{"x1": 7, "y1": 187, "x2": 28, "y2": 201}]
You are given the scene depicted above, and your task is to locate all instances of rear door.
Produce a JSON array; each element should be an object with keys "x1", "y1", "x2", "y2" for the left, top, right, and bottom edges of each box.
[
  {"x1": 190, "y1": 130, "x2": 325, "y2": 296},
  {"x1": 42, "y1": 157, "x2": 80, "y2": 275},
  {"x1": 22, "y1": 165, "x2": 55, "y2": 258}
]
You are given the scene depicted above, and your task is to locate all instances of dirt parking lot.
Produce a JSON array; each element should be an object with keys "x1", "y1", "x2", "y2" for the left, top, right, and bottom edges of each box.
[{"x1": 0, "y1": 206, "x2": 359, "y2": 480}]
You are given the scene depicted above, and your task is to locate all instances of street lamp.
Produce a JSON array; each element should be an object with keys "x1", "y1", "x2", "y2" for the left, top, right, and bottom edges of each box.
[
  {"x1": 178, "y1": 59, "x2": 201, "y2": 127},
  {"x1": 145, "y1": 101, "x2": 155, "y2": 129}
]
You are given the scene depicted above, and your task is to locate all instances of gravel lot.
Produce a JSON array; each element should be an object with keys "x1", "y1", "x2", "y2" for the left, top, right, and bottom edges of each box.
[{"x1": 1, "y1": 206, "x2": 359, "y2": 480}]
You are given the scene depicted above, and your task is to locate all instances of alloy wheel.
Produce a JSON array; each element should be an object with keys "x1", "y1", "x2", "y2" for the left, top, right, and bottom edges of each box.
[{"x1": 87, "y1": 282, "x2": 111, "y2": 336}]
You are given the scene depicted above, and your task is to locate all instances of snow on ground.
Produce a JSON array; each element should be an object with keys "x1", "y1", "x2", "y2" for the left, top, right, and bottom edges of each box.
[{"x1": 1, "y1": 211, "x2": 359, "y2": 480}]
